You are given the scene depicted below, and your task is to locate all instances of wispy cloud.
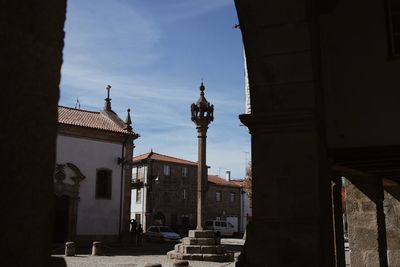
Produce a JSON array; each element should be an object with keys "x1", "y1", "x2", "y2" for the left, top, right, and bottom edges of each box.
[
  {"x1": 121, "y1": 0, "x2": 232, "y2": 23},
  {"x1": 60, "y1": 0, "x2": 250, "y2": 178},
  {"x1": 64, "y1": 0, "x2": 162, "y2": 70},
  {"x1": 165, "y1": 0, "x2": 232, "y2": 21}
]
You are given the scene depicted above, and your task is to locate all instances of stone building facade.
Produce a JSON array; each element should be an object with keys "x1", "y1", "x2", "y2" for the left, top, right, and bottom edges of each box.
[
  {"x1": 131, "y1": 152, "x2": 242, "y2": 234},
  {"x1": 207, "y1": 175, "x2": 242, "y2": 232},
  {"x1": 131, "y1": 151, "x2": 198, "y2": 233}
]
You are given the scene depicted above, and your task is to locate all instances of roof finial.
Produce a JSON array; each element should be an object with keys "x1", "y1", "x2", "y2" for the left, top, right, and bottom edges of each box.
[
  {"x1": 75, "y1": 97, "x2": 81, "y2": 109},
  {"x1": 125, "y1": 108, "x2": 132, "y2": 131},
  {"x1": 200, "y1": 80, "x2": 205, "y2": 96},
  {"x1": 104, "y1": 85, "x2": 112, "y2": 111}
]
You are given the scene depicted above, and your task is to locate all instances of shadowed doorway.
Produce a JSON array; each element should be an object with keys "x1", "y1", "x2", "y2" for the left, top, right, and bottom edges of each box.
[{"x1": 53, "y1": 195, "x2": 70, "y2": 243}]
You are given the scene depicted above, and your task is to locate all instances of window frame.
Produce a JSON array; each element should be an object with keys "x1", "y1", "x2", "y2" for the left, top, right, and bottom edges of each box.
[
  {"x1": 386, "y1": 0, "x2": 400, "y2": 57},
  {"x1": 230, "y1": 192, "x2": 236, "y2": 203},
  {"x1": 216, "y1": 191, "x2": 222, "y2": 202},
  {"x1": 182, "y1": 166, "x2": 188, "y2": 177},
  {"x1": 163, "y1": 165, "x2": 171, "y2": 176},
  {"x1": 136, "y1": 188, "x2": 142, "y2": 203},
  {"x1": 95, "y1": 169, "x2": 112, "y2": 199}
]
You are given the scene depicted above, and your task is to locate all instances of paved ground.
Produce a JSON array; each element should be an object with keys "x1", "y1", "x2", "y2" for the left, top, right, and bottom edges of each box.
[{"x1": 52, "y1": 239, "x2": 243, "y2": 267}]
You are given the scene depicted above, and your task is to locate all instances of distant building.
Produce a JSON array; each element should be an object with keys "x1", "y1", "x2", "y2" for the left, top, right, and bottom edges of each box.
[
  {"x1": 207, "y1": 175, "x2": 242, "y2": 233},
  {"x1": 131, "y1": 151, "x2": 198, "y2": 233},
  {"x1": 230, "y1": 179, "x2": 252, "y2": 233},
  {"x1": 131, "y1": 151, "x2": 244, "y2": 234},
  {"x1": 54, "y1": 92, "x2": 138, "y2": 244}
]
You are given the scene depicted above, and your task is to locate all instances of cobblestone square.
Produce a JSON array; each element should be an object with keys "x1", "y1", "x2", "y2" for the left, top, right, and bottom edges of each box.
[{"x1": 52, "y1": 239, "x2": 242, "y2": 267}]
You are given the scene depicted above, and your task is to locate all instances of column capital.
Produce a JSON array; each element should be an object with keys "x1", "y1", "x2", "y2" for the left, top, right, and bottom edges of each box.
[
  {"x1": 239, "y1": 109, "x2": 316, "y2": 134},
  {"x1": 196, "y1": 124, "x2": 209, "y2": 136}
]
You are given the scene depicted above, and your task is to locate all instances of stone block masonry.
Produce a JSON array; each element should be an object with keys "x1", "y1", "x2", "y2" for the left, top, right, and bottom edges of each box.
[{"x1": 167, "y1": 230, "x2": 234, "y2": 262}]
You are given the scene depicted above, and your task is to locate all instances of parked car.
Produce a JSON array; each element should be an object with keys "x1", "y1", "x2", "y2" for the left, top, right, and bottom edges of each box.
[
  {"x1": 144, "y1": 226, "x2": 181, "y2": 243},
  {"x1": 175, "y1": 224, "x2": 195, "y2": 238},
  {"x1": 205, "y1": 220, "x2": 235, "y2": 237}
]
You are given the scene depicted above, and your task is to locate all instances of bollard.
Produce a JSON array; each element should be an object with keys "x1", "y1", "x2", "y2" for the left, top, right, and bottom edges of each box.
[
  {"x1": 173, "y1": 260, "x2": 189, "y2": 267},
  {"x1": 65, "y1": 242, "x2": 75, "y2": 256},
  {"x1": 91, "y1": 241, "x2": 102, "y2": 256},
  {"x1": 144, "y1": 264, "x2": 162, "y2": 267}
]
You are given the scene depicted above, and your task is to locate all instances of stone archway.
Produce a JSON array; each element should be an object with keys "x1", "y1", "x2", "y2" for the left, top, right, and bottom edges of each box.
[{"x1": 53, "y1": 163, "x2": 85, "y2": 242}]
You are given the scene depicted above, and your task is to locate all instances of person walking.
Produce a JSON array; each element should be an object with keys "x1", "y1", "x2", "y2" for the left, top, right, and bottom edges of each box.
[
  {"x1": 130, "y1": 219, "x2": 137, "y2": 246},
  {"x1": 136, "y1": 224, "x2": 143, "y2": 246}
]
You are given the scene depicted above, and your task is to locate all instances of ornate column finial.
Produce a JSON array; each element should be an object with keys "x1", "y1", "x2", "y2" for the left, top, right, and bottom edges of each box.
[
  {"x1": 104, "y1": 85, "x2": 112, "y2": 111},
  {"x1": 200, "y1": 82, "x2": 205, "y2": 94},
  {"x1": 191, "y1": 82, "x2": 214, "y2": 123},
  {"x1": 125, "y1": 108, "x2": 132, "y2": 131}
]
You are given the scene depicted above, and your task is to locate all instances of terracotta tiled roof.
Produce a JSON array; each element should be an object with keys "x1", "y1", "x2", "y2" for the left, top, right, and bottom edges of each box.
[
  {"x1": 230, "y1": 179, "x2": 245, "y2": 188},
  {"x1": 208, "y1": 175, "x2": 241, "y2": 188},
  {"x1": 132, "y1": 152, "x2": 198, "y2": 166},
  {"x1": 58, "y1": 106, "x2": 136, "y2": 136}
]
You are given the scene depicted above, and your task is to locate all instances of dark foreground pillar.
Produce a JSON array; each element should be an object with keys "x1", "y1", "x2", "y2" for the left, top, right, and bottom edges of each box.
[
  {"x1": 1, "y1": 1, "x2": 67, "y2": 267},
  {"x1": 234, "y1": 0, "x2": 335, "y2": 265}
]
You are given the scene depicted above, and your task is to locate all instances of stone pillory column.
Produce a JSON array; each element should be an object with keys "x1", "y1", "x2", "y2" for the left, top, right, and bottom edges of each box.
[
  {"x1": 167, "y1": 83, "x2": 232, "y2": 262},
  {"x1": 191, "y1": 82, "x2": 214, "y2": 230}
]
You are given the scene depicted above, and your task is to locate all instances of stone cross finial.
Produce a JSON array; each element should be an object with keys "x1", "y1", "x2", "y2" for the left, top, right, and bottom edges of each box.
[{"x1": 106, "y1": 85, "x2": 111, "y2": 99}]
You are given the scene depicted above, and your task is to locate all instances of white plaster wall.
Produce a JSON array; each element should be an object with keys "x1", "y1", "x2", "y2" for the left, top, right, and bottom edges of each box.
[
  {"x1": 241, "y1": 192, "x2": 252, "y2": 233},
  {"x1": 57, "y1": 134, "x2": 124, "y2": 235},
  {"x1": 131, "y1": 189, "x2": 144, "y2": 216},
  {"x1": 130, "y1": 166, "x2": 148, "y2": 229}
]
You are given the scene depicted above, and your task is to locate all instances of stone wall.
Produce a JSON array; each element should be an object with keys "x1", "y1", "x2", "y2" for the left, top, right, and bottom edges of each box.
[
  {"x1": 384, "y1": 183, "x2": 400, "y2": 266},
  {"x1": 206, "y1": 184, "x2": 241, "y2": 223},
  {"x1": 345, "y1": 176, "x2": 386, "y2": 266},
  {"x1": 136, "y1": 160, "x2": 242, "y2": 233},
  {"x1": 147, "y1": 161, "x2": 197, "y2": 228}
]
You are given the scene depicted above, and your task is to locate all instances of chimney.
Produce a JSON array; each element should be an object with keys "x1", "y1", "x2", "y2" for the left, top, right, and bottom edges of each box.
[{"x1": 226, "y1": 170, "x2": 231, "y2": 181}]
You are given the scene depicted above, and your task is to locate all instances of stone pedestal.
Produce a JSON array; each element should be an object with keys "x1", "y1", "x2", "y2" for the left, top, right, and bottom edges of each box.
[
  {"x1": 91, "y1": 241, "x2": 102, "y2": 256},
  {"x1": 167, "y1": 230, "x2": 234, "y2": 262},
  {"x1": 64, "y1": 242, "x2": 75, "y2": 256}
]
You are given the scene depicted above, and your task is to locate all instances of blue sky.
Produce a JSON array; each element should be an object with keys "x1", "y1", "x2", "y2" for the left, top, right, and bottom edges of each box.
[{"x1": 60, "y1": 0, "x2": 250, "y2": 179}]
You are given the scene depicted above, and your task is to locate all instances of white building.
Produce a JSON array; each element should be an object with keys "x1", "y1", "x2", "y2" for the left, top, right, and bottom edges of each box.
[
  {"x1": 230, "y1": 178, "x2": 252, "y2": 234},
  {"x1": 243, "y1": 48, "x2": 251, "y2": 115},
  {"x1": 53, "y1": 93, "x2": 139, "y2": 244},
  {"x1": 130, "y1": 162, "x2": 149, "y2": 230}
]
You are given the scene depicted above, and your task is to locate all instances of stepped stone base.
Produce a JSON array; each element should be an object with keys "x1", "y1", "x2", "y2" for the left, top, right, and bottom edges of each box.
[{"x1": 167, "y1": 230, "x2": 234, "y2": 263}]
